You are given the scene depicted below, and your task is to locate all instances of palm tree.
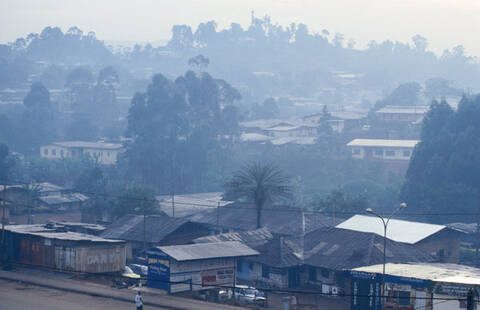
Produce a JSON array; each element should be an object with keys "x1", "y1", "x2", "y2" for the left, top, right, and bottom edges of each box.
[
  {"x1": 22, "y1": 183, "x2": 41, "y2": 224},
  {"x1": 225, "y1": 162, "x2": 291, "y2": 228}
]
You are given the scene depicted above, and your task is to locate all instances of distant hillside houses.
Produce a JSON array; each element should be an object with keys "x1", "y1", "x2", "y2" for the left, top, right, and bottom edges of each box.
[
  {"x1": 40, "y1": 141, "x2": 125, "y2": 164},
  {"x1": 240, "y1": 111, "x2": 367, "y2": 146},
  {"x1": 1, "y1": 182, "x2": 88, "y2": 224}
]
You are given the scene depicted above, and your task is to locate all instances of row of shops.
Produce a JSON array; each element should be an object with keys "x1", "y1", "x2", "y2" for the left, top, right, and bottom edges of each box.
[{"x1": 350, "y1": 263, "x2": 480, "y2": 310}]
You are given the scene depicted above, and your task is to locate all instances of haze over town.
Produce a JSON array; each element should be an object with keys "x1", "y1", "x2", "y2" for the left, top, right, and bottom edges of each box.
[{"x1": 1, "y1": 1, "x2": 480, "y2": 309}]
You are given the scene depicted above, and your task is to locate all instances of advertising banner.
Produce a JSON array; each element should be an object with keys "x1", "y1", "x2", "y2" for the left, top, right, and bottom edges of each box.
[{"x1": 147, "y1": 251, "x2": 170, "y2": 291}]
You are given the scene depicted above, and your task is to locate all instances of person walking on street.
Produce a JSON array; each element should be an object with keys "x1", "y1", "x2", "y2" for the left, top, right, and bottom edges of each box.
[{"x1": 135, "y1": 291, "x2": 143, "y2": 310}]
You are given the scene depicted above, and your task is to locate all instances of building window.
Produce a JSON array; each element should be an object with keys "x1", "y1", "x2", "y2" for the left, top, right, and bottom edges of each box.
[
  {"x1": 237, "y1": 262, "x2": 242, "y2": 272},
  {"x1": 249, "y1": 263, "x2": 254, "y2": 270},
  {"x1": 308, "y1": 267, "x2": 317, "y2": 281},
  {"x1": 438, "y1": 249, "x2": 445, "y2": 261},
  {"x1": 44, "y1": 149, "x2": 48, "y2": 155},
  {"x1": 352, "y1": 149, "x2": 360, "y2": 155},
  {"x1": 403, "y1": 150, "x2": 411, "y2": 157},
  {"x1": 321, "y1": 268, "x2": 329, "y2": 278},
  {"x1": 397, "y1": 291, "x2": 411, "y2": 306},
  {"x1": 60, "y1": 150, "x2": 64, "y2": 157},
  {"x1": 262, "y1": 265, "x2": 270, "y2": 279},
  {"x1": 52, "y1": 149, "x2": 56, "y2": 156},
  {"x1": 374, "y1": 149, "x2": 383, "y2": 156},
  {"x1": 385, "y1": 150, "x2": 395, "y2": 157}
]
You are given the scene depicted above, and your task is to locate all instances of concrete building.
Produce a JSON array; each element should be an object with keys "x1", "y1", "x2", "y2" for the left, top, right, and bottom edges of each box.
[
  {"x1": 40, "y1": 141, "x2": 124, "y2": 164},
  {"x1": 337, "y1": 215, "x2": 464, "y2": 263},
  {"x1": 347, "y1": 139, "x2": 419, "y2": 161},
  {"x1": 375, "y1": 105, "x2": 429, "y2": 123},
  {"x1": 146, "y1": 241, "x2": 258, "y2": 294}
]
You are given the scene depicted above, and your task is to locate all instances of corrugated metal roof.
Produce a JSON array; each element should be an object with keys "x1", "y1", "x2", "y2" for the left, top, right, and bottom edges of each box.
[
  {"x1": 194, "y1": 228, "x2": 274, "y2": 249},
  {"x1": 188, "y1": 204, "x2": 339, "y2": 235},
  {"x1": 240, "y1": 133, "x2": 273, "y2": 142},
  {"x1": 156, "y1": 241, "x2": 259, "y2": 261},
  {"x1": 5, "y1": 224, "x2": 123, "y2": 243},
  {"x1": 252, "y1": 235, "x2": 303, "y2": 268},
  {"x1": 101, "y1": 214, "x2": 196, "y2": 243},
  {"x1": 156, "y1": 192, "x2": 231, "y2": 218},
  {"x1": 52, "y1": 141, "x2": 123, "y2": 150},
  {"x1": 304, "y1": 227, "x2": 434, "y2": 270},
  {"x1": 376, "y1": 105, "x2": 429, "y2": 114},
  {"x1": 446, "y1": 222, "x2": 477, "y2": 235},
  {"x1": 1, "y1": 182, "x2": 67, "y2": 193},
  {"x1": 347, "y1": 139, "x2": 419, "y2": 148},
  {"x1": 270, "y1": 137, "x2": 316, "y2": 145},
  {"x1": 336, "y1": 215, "x2": 446, "y2": 244},
  {"x1": 353, "y1": 263, "x2": 480, "y2": 285},
  {"x1": 37, "y1": 193, "x2": 89, "y2": 205}
]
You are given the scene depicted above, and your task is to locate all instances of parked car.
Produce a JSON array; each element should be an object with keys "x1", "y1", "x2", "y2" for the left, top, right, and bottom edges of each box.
[
  {"x1": 128, "y1": 264, "x2": 148, "y2": 277},
  {"x1": 113, "y1": 266, "x2": 141, "y2": 288},
  {"x1": 235, "y1": 285, "x2": 266, "y2": 306}
]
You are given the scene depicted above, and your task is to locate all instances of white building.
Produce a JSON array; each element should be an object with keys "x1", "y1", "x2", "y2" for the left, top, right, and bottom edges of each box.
[
  {"x1": 347, "y1": 139, "x2": 419, "y2": 161},
  {"x1": 40, "y1": 141, "x2": 125, "y2": 164},
  {"x1": 375, "y1": 105, "x2": 429, "y2": 123}
]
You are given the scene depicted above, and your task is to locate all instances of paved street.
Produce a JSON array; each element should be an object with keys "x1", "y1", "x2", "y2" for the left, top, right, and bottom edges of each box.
[{"x1": 0, "y1": 279, "x2": 168, "y2": 310}]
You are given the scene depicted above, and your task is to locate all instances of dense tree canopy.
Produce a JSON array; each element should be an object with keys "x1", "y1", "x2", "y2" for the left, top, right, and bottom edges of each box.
[
  {"x1": 401, "y1": 95, "x2": 480, "y2": 223},
  {"x1": 124, "y1": 71, "x2": 241, "y2": 192},
  {"x1": 0, "y1": 143, "x2": 14, "y2": 183},
  {"x1": 21, "y1": 82, "x2": 58, "y2": 154}
]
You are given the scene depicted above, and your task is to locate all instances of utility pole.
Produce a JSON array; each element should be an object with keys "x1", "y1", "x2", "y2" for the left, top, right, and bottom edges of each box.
[
  {"x1": 216, "y1": 202, "x2": 220, "y2": 231},
  {"x1": 467, "y1": 288, "x2": 474, "y2": 310},
  {"x1": 1, "y1": 184, "x2": 6, "y2": 245},
  {"x1": 143, "y1": 197, "x2": 146, "y2": 254},
  {"x1": 476, "y1": 198, "x2": 480, "y2": 267},
  {"x1": 332, "y1": 201, "x2": 336, "y2": 226},
  {"x1": 171, "y1": 192, "x2": 175, "y2": 218}
]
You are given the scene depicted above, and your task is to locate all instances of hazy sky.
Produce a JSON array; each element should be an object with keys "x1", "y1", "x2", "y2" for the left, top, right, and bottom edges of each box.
[{"x1": 1, "y1": 0, "x2": 479, "y2": 56}]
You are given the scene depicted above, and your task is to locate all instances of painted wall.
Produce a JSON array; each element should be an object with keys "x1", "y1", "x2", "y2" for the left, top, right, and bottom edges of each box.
[{"x1": 350, "y1": 146, "x2": 413, "y2": 161}]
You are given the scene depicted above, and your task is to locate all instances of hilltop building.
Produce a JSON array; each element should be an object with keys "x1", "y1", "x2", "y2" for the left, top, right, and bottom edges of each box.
[
  {"x1": 375, "y1": 105, "x2": 429, "y2": 123},
  {"x1": 40, "y1": 141, "x2": 124, "y2": 164},
  {"x1": 347, "y1": 139, "x2": 419, "y2": 161}
]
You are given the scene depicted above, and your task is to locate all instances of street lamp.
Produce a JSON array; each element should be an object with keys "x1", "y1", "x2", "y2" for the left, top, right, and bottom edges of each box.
[{"x1": 365, "y1": 203, "x2": 407, "y2": 303}]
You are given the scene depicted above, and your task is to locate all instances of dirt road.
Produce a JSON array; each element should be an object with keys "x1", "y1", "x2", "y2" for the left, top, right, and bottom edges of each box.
[{"x1": 0, "y1": 279, "x2": 168, "y2": 310}]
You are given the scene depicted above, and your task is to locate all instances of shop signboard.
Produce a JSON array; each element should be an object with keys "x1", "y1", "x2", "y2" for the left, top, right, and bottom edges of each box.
[
  {"x1": 147, "y1": 250, "x2": 170, "y2": 292},
  {"x1": 348, "y1": 271, "x2": 382, "y2": 310}
]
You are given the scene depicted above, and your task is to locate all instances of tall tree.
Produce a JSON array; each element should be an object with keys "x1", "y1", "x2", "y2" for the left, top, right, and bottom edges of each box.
[
  {"x1": 224, "y1": 162, "x2": 291, "y2": 228},
  {"x1": 0, "y1": 143, "x2": 14, "y2": 183},
  {"x1": 125, "y1": 71, "x2": 241, "y2": 192},
  {"x1": 401, "y1": 95, "x2": 480, "y2": 223},
  {"x1": 21, "y1": 82, "x2": 57, "y2": 154},
  {"x1": 113, "y1": 186, "x2": 158, "y2": 219}
]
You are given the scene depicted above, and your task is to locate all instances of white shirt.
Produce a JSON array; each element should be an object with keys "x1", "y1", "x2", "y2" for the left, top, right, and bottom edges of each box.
[{"x1": 135, "y1": 294, "x2": 143, "y2": 306}]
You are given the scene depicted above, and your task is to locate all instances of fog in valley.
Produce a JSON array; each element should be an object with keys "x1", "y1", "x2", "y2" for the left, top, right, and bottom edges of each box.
[{"x1": 2, "y1": 2, "x2": 480, "y2": 309}]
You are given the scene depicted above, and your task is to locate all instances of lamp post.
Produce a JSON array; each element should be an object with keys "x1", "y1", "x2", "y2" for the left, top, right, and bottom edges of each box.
[{"x1": 365, "y1": 203, "x2": 407, "y2": 304}]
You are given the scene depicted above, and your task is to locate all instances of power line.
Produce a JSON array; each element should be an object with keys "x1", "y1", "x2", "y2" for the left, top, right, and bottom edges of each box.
[
  {"x1": 1, "y1": 260, "x2": 474, "y2": 302},
  {"x1": 1, "y1": 177, "x2": 477, "y2": 217}
]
